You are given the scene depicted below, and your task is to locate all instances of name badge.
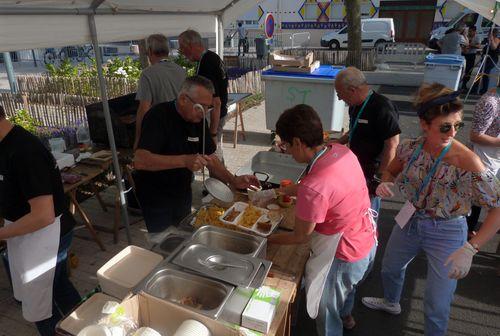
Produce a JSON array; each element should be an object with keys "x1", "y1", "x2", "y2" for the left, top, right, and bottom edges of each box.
[
  {"x1": 187, "y1": 137, "x2": 199, "y2": 142},
  {"x1": 395, "y1": 200, "x2": 416, "y2": 229},
  {"x1": 358, "y1": 119, "x2": 369, "y2": 124}
]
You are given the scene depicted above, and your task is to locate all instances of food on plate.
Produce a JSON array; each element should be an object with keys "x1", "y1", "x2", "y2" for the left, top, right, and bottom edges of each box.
[
  {"x1": 194, "y1": 206, "x2": 226, "y2": 228},
  {"x1": 223, "y1": 209, "x2": 241, "y2": 222},
  {"x1": 257, "y1": 219, "x2": 272, "y2": 232},
  {"x1": 239, "y1": 205, "x2": 263, "y2": 228}
]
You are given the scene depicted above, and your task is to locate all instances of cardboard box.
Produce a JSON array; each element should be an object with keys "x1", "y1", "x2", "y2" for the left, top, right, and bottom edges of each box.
[
  {"x1": 97, "y1": 245, "x2": 163, "y2": 299},
  {"x1": 242, "y1": 286, "x2": 281, "y2": 333},
  {"x1": 56, "y1": 293, "x2": 119, "y2": 336},
  {"x1": 120, "y1": 292, "x2": 239, "y2": 336}
]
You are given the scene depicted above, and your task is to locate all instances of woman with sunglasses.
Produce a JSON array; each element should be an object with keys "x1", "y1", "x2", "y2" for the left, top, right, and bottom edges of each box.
[{"x1": 362, "y1": 83, "x2": 500, "y2": 336}]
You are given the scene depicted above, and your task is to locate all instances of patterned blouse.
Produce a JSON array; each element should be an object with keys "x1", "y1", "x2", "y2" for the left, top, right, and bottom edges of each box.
[
  {"x1": 471, "y1": 90, "x2": 500, "y2": 137},
  {"x1": 395, "y1": 138, "x2": 500, "y2": 218}
]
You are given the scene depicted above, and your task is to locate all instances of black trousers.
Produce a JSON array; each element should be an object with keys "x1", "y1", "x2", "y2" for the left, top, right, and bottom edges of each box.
[{"x1": 461, "y1": 53, "x2": 476, "y2": 90}]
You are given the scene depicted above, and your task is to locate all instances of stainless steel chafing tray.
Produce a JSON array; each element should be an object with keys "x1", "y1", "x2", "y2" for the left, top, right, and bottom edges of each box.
[{"x1": 236, "y1": 151, "x2": 307, "y2": 186}]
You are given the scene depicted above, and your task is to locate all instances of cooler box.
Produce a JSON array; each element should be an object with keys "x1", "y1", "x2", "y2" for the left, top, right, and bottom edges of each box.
[
  {"x1": 423, "y1": 54, "x2": 465, "y2": 90},
  {"x1": 262, "y1": 65, "x2": 345, "y2": 131}
]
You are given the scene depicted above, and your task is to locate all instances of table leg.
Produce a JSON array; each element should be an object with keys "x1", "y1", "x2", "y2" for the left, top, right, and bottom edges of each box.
[
  {"x1": 90, "y1": 182, "x2": 108, "y2": 212},
  {"x1": 69, "y1": 191, "x2": 106, "y2": 251},
  {"x1": 238, "y1": 103, "x2": 246, "y2": 140}
]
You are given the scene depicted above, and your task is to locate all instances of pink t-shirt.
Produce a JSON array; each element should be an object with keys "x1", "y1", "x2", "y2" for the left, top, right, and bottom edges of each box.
[{"x1": 296, "y1": 144, "x2": 375, "y2": 262}]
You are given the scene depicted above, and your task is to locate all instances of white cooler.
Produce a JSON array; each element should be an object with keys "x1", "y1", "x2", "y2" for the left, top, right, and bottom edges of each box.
[
  {"x1": 423, "y1": 54, "x2": 465, "y2": 90},
  {"x1": 261, "y1": 65, "x2": 346, "y2": 131}
]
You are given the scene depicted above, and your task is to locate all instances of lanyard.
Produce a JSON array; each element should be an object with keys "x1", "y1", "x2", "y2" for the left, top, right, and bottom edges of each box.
[
  {"x1": 348, "y1": 91, "x2": 373, "y2": 144},
  {"x1": 306, "y1": 146, "x2": 328, "y2": 174},
  {"x1": 196, "y1": 50, "x2": 208, "y2": 74},
  {"x1": 404, "y1": 140, "x2": 452, "y2": 203}
]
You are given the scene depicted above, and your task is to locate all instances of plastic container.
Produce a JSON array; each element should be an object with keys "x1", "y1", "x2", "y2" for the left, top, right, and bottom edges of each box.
[
  {"x1": 97, "y1": 246, "x2": 163, "y2": 299},
  {"x1": 423, "y1": 53, "x2": 465, "y2": 90},
  {"x1": 49, "y1": 137, "x2": 66, "y2": 153},
  {"x1": 279, "y1": 179, "x2": 293, "y2": 203}
]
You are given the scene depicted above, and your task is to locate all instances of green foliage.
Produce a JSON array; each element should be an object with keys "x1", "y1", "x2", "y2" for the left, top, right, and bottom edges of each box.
[
  {"x1": 46, "y1": 59, "x2": 78, "y2": 77},
  {"x1": 9, "y1": 109, "x2": 39, "y2": 134},
  {"x1": 171, "y1": 54, "x2": 197, "y2": 77},
  {"x1": 105, "y1": 56, "x2": 142, "y2": 81}
]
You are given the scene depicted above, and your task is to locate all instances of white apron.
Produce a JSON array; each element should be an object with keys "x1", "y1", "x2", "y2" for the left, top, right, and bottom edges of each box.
[
  {"x1": 474, "y1": 143, "x2": 500, "y2": 177},
  {"x1": 304, "y1": 231, "x2": 343, "y2": 319},
  {"x1": 304, "y1": 209, "x2": 378, "y2": 319},
  {"x1": 5, "y1": 217, "x2": 61, "y2": 322}
]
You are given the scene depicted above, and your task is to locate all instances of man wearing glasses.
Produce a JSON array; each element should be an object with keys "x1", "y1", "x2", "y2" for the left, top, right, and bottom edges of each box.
[{"x1": 133, "y1": 76, "x2": 258, "y2": 233}]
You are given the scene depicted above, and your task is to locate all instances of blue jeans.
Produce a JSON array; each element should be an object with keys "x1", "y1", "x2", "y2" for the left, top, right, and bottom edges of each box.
[
  {"x1": 316, "y1": 245, "x2": 377, "y2": 336},
  {"x1": 370, "y1": 196, "x2": 381, "y2": 222},
  {"x1": 2, "y1": 231, "x2": 82, "y2": 336},
  {"x1": 381, "y1": 214, "x2": 467, "y2": 336}
]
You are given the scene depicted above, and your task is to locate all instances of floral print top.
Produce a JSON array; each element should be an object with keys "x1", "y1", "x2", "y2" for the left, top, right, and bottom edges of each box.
[
  {"x1": 395, "y1": 138, "x2": 500, "y2": 218},
  {"x1": 471, "y1": 90, "x2": 500, "y2": 137}
]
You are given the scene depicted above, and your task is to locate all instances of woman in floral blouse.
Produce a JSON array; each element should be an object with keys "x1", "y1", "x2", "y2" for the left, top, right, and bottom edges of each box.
[
  {"x1": 361, "y1": 83, "x2": 500, "y2": 336},
  {"x1": 467, "y1": 86, "x2": 499, "y2": 233}
]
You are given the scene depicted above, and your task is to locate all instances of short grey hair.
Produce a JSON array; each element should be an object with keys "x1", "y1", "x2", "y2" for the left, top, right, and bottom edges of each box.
[
  {"x1": 336, "y1": 66, "x2": 367, "y2": 89},
  {"x1": 178, "y1": 30, "x2": 203, "y2": 46},
  {"x1": 180, "y1": 75, "x2": 215, "y2": 96},
  {"x1": 146, "y1": 34, "x2": 169, "y2": 56}
]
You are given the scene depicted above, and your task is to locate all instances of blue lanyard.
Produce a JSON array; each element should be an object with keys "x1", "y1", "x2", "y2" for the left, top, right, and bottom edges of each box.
[
  {"x1": 349, "y1": 91, "x2": 373, "y2": 144},
  {"x1": 306, "y1": 146, "x2": 328, "y2": 174},
  {"x1": 404, "y1": 140, "x2": 452, "y2": 203}
]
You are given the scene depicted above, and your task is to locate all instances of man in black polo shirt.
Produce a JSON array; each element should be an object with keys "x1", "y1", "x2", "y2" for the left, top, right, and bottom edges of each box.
[
  {"x1": 133, "y1": 76, "x2": 258, "y2": 233},
  {"x1": 0, "y1": 105, "x2": 81, "y2": 335},
  {"x1": 178, "y1": 30, "x2": 229, "y2": 162},
  {"x1": 334, "y1": 67, "x2": 401, "y2": 214}
]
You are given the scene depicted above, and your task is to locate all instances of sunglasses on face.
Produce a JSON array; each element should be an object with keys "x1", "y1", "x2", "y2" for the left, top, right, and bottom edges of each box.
[{"x1": 439, "y1": 121, "x2": 465, "y2": 133}]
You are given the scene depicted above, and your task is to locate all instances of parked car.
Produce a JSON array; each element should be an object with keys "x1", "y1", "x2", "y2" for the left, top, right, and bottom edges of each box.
[
  {"x1": 320, "y1": 18, "x2": 395, "y2": 49},
  {"x1": 428, "y1": 9, "x2": 493, "y2": 50}
]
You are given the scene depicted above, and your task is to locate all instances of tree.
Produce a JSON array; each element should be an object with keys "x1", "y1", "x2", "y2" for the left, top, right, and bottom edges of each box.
[{"x1": 345, "y1": 0, "x2": 362, "y2": 68}]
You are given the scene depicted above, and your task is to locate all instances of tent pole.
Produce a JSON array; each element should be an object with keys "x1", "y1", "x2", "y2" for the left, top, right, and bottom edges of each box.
[
  {"x1": 2, "y1": 52, "x2": 17, "y2": 93},
  {"x1": 216, "y1": 14, "x2": 224, "y2": 58},
  {"x1": 87, "y1": 14, "x2": 132, "y2": 244}
]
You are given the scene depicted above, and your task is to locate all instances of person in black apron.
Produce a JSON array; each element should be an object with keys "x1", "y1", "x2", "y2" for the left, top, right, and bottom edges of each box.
[{"x1": 0, "y1": 105, "x2": 81, "y2": 335}]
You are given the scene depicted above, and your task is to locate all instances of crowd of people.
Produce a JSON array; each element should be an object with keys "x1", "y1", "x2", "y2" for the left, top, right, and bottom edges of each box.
[{"x1": 0, "y1": 29, "x2": 498, "y2": 336}]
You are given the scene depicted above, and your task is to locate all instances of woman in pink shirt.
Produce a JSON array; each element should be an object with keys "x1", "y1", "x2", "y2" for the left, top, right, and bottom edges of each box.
[{"x1": 267, "y1": 104, "x2": 377, "y2": 336}]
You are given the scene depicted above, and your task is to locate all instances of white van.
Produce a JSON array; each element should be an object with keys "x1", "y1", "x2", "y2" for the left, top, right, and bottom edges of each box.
[
  {"x1": 320, "y1": 18, "x2": 395, "y2": 49},
  {"x1": 428, "y1": 9, "x2": 493, "y2": 50}
]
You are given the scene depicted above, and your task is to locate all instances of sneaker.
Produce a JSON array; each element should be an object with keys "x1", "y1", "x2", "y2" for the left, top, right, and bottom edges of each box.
[{"x1": 361, "y1": 297, "x2": 401, "y2": 315}]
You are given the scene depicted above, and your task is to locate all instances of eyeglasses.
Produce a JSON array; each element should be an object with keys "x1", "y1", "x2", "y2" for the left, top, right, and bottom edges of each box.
[
  {"x1": 185, "y1": 94, "x2": 214, "y2": 114},
  {"x1": 278, "y1": 141, "x2": 291, "y2": 152},
  {"x1": 439, "y1": 121, "x2": 465, "y2": 133}
]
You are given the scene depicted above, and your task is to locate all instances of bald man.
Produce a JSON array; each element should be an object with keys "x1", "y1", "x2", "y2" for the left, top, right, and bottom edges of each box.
[{"x1": 334, "y1": 67, "x2": 401, "y2": 214}]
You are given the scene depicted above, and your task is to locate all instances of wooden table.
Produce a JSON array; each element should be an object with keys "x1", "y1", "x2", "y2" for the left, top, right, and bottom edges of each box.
[
  {"x1": 63, "y1": 160, "x2": 110, "y2": 251},
  {"x1": 227, "y1": 92, "x2": 252, "y2": 148}
]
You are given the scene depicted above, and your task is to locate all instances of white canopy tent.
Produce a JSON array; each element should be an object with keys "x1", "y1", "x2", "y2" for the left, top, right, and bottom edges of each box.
[
  {"x1": 0, "y1": 0, "x2": 264, "y2": 244},
  {"x1": 453, "y1": 0, "x2": 500, "y2": 25}
]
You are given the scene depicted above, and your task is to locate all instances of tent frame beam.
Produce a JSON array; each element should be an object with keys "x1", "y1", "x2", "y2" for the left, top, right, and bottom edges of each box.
[
  {"x1": 88, "y1": 13, "x2": 132, "y2": 244},
  {"x1": 0, "y1": 8, "x2": 221, "y2": 15}
]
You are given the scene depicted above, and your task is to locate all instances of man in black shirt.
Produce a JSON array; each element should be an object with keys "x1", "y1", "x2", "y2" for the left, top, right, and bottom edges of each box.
[
  {"x1": 334, "y1": 67, "x2": 401, "y2": 214},
  {"x1": 134, "y1": 76, "x2": 258, "y2": 233},
  {"x1": 178, "y1": 30, "x2": 229, "y2": 162},
  {"x1": 0, "y1": 105, "x2": 81, "y2": 335}
]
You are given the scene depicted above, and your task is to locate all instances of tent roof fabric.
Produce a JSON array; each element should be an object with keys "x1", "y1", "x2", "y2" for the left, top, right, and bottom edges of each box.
[
  {"x1": 0, "y1": 0, "x2": 262, "y2": 52},
  {"x1": 453, "y1": 0, "x2": 500, "y2": 26}
]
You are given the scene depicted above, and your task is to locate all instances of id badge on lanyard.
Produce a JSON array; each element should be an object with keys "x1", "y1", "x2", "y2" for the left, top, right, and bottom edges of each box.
[{"x1": 395, "y1": 141, "x2": 451, "y2": 228}]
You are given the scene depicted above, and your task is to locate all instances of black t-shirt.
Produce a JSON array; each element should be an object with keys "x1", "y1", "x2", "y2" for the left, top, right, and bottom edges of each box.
[
  {"x1": 0, "y1": 126, "x2": 74, "y2": 236},
  {"x1": 197, "y1": 50, "x2": 229, "y2": 118},
  {"x1": 135, "y1": 101, "x2": 216, "y2": 206},
  {"x1": 348, "y1": 91, "x2": 401, "y2": 179}
]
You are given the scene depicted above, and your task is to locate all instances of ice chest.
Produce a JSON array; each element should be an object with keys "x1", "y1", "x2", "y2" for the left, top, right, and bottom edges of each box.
[
  {"x1": 262, "y1": 65, "x2": 346, "y2": 132},
  {"x1": 97, "y1": 245, "x2": 163, "y2": 299},
  {"x1": 423, "y1": 54, "x2": 465, "y2": 90}
]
